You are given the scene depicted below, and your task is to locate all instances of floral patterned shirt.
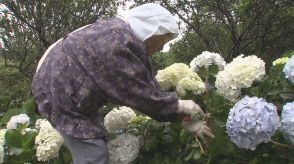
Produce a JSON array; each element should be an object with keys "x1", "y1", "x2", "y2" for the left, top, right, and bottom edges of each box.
[{"x1": 32, "y1": 18, "x2": 179, "y2": 139}]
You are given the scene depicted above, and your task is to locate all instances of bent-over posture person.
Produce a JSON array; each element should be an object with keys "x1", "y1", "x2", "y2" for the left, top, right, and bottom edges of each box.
[{"x1": 32, "y1": 3, "x2": 214, "y2": 164}]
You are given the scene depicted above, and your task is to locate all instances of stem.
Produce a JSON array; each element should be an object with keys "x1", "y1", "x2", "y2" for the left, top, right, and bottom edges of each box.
[
  {"x1": 204, "y1": 67, "x2": 210, "y2": 122},
  {"x1": 196, "y1": 136, "x2": 205, "y2": 154},
  {"x1": 270, "y1": 140, "x2": 291, "y2": 148}
]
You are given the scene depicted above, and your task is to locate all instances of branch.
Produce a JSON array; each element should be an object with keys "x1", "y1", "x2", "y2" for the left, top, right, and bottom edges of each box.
[
  {"x1": 2, "y1": 1, "x2": 37, "y2": 31},
  {"x1": 163, "y1": 2, "x2": 211, "y2": 49},
  {"x1": 270, "y1": 140, "x2": 291, "y2": 149}
]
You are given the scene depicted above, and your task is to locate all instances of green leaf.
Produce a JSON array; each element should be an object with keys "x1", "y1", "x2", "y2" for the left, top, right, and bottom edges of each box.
[
  {"x1": 15, "y1": 123, "x2": 27, "y2": 131},
  {"x1": 193, "y1": 150, "x2": 202, "y2": 160},
  {"x1": 282, "y1": 50, "x2": 294, "y2": 58},
  {"x1": 5, "y1": 128, "x2": 37, "y2": 150},
  {"x1": 179, "y1": 129, "x2": 189, "y2": 144},
  {"x1": 7, "y1": 149, "x2": 34, "y2": 163},
  {"x1": 184, "y1": 150, "x2": 195, "y2": 161},
  {"x1": 60, "y1": 145, "x2": 72, "y2": 164},
  {"x1": 0, "y1": 108, "x2": 23, "y2": 126},
  {"x1": 21, "y1": 131, "x2": 37, "y2": 149},
  {"x1": 21, "y1": 98, "x2": 37, "y2": 122},
  {"x1": 208, "y1": 118, "x2": 235, "y2": 158},
  {"x1": 161, "y1": 134, "x2": 174, "y2": 144},
  {"x1": 5, "y1": 130, "x2": 22, "y2": 148},
  {"x1": 21, "y1": 98, "x2": 36, "y2": 114},
  {"x1": 208, "y1": 64, "x2": 219, "y2": 76}
]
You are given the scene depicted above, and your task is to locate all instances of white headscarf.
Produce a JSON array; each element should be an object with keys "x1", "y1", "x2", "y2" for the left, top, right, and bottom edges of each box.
[{"x1": 124, "y1": 3, "x2": 179, "y2": 41}]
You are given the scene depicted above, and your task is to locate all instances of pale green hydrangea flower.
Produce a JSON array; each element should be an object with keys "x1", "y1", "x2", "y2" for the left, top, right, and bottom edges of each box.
[
  {"x1": 35, "y1": 119, "x2": 63, "y2": 161},
  {"x1": 272, "y1": 57, "x2": 289, "y2": 66},
  {"x1": 156, "y1": 63, "x2": 206, "y2": 96},
  {"x1": 155, "y1": 63, "x2": 191, "y2": 90},
  {"x1": 176, "y1": 72, "x2": 206, "y2": 96},
  {"x1": 0, "y1": 129, "x2": 7, "y2": 164}
]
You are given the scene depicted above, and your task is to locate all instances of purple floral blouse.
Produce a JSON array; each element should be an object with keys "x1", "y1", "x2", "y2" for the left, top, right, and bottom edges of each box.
[{"x1": 32, "y1": 18, "x2": 179, "y2": 139}]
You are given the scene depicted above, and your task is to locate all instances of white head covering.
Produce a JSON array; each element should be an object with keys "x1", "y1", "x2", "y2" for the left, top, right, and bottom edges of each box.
[{"x1": 124, "y1": 3, "x2": 179, "y2": 41}]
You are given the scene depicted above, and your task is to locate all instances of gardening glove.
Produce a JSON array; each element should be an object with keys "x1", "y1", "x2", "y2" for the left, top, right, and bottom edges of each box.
[
  {"x1": 182, "y1": 120, "x2": 215, "y2": 143},
  {"x1": 177, "y1": 100, "x2": 204, "y2": 117}
]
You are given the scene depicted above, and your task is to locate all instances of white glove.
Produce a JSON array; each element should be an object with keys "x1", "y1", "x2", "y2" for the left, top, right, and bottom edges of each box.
[
  {"x1": 177, "y1": 100, "x2": 204, "y2": 117},
  {"x1": 182, "y1": 120, "x2": 215, "y2": 142}
]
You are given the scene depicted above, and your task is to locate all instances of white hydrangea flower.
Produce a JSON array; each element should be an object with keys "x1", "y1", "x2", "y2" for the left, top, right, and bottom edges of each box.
[
  {"x1": 155, "y1": 63, "x2": 191, "y2": 90},
  {"x1": 35, "y1": 119, "x2": 63, "y2": 161},
  {"x1": 104, "y1": 106, "x2": 136, "y2": 133},
  {"x1": 6, "y1": 114, "x2": 30, "y2": 129},
  {"x1": 215, "y1": 71, "x2": 241, "y2": 100},
  {"x1": 215, "y1": 55, "x2": 265, "y2": 100},
  {"x1": 272, "y1": 57, "x2": 289, "y2": 66},
  {"x1": 108, "y1": 133, "x2": 140, "y2": 164},
  {"x1": 0, "y1": 129, "x2": 7, "y2": 164},
  {"x1": 190, "y1": 51, "x2": 226, "y2": 72},
  {"x1": 176, "y1": 72, "x2": 206, "y2": 96}
]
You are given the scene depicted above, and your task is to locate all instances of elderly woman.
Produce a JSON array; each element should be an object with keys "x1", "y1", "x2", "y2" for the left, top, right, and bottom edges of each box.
[{"x1": 32, "y1": 3, "x2": 214, "y2": 164}]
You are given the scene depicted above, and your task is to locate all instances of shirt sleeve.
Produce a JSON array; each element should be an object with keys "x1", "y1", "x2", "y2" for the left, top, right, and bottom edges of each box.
[{"x1": 89, "y1": 28, "x2": 179, "y2": 122}]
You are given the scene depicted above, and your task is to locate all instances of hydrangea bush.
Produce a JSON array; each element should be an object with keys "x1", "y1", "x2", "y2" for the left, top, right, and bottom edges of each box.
[
  {"x1": 1, "y1": 51, "x2": 294, "y2": 163},
  {"x1": 132, "y1": 51, "x2": 294, "y2": 163}
]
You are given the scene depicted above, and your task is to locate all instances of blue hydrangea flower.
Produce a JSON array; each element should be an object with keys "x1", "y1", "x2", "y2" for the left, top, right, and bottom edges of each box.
[
  {"x1": 226, "y1": 96, "x2": 280, "y2": 150},
  {"x1": 280, "y1": 102, "x2": 294, "y2": 144},
  {"x1": 283, "y1": 55, "x2": 294, "y2": 84}
]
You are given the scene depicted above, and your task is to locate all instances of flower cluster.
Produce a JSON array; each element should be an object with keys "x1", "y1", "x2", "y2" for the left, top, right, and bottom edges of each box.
[
  {"x1": 6, "y1": 114, "x2": 30, "y2": 129},
  {"x1": 104, "y1": 106, "x2": 136, "y2": 133},
  {"x1": 129, "y1": 115, "x2": 151, "y2": 125},
  {"x1": 283, "y1": 55, "x2": 294, "y2": 84},
  {"x1": 189, "y1": 51, "x2": 226, "y2": 72},
  {"x1": 176, "y1": 72, "x2": 206, "y2": 96},
  {"x1": 215, "y1": 55, "x2": 265, "y2": 100},
  {"x1": 108, "y1": 133, "x2": 140, "y2": 164},
  {"x1": 35, "y1": 119, "x2": 64, "y2": 161},
  {"x1": 272, "y1": 57, "x2": 289, "y2": 66},
  {"x1": 226, "y1": 96, "x2": 280, "y2": 150},
  {"x1": 0, "y1": 129, "x2": 7, "y2": 164},
  {"x1": 280, "y1": 102, "x2": 294, "y2": 144},
  {"x1": 155, "y1": 63, "x2": 205, "y2": 96},
  {"x1": 155, "y1": 63, "x2": 191, "y2": 90}
]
